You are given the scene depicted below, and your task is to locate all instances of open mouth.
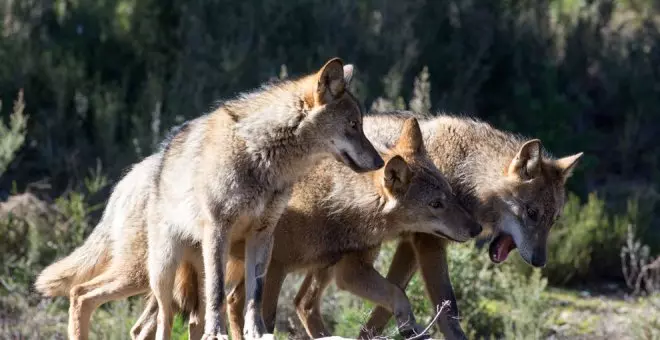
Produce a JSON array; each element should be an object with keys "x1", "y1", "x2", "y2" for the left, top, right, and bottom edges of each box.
[{"x1": 488, "y1": 233, "x2": 517, "y2": 263}]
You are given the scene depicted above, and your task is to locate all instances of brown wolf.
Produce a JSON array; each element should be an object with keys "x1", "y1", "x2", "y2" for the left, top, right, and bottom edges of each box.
[
  {"x1": 132, "y1": 117, "x2": 481, "y2": 340},
  {"x1": 35, "y1": 58, "x2": 384, "y2": 340},
  {"x1": 34, "y1": 150, "x2": 209, "y2": 340},
  {"x1": 351, "y1": 111, "x2": 583, "y2": 338},
  {"x1": 133, "y1": 111, "x2": 583, "y2": 340}
]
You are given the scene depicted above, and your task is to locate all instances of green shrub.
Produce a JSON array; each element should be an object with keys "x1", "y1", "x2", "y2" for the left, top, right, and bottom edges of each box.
[
  {"x1": 0, "y1": 90, "x2": 27, "y2": 177},
  {"x1": 537, "y1": 193, "x2": 633, "y2": 285},
  {"x1": 448, "y1": 243, "x2": 549, "y2": 339},
  {"x1": 340, "y1": 242, "x2": 550, "y2": 339}
]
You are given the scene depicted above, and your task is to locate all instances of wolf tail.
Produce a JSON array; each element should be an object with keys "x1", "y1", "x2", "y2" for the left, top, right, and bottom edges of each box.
[{"x1": 34, "y1": 221, "x2": 111, "y2": 297}]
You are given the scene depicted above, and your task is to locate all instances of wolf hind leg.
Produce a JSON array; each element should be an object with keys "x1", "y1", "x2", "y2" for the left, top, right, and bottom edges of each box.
[
  {"x1": 68, "y1": 267, "x2": 148, "y2": 340},
  {"x1": 293, "y1": 269, "x2": 332, "y2": 338},
  {"x1": 148, "y1": 224, "x2": 184, "y2": 340}
]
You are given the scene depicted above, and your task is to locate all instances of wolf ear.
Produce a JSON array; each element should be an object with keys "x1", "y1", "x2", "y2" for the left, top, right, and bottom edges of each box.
[
  {"x1": 395, "y1": 118, "x2": 424, "y2": 154},
  {"x1": 508, "y1": 139, "x2": 542, "y2": 180},
  {"x1": 314, "y1": 57, "x2": 346, "y2": 105},
  {"x1": 383, "y1": 155, "x2": 412, "y2": 196},
  {"x1": 343, "y1": 64, "x2": 354, "y2": 87},
  {"x1": 555, "y1": 152, "x2": 583, "y2": 182}
]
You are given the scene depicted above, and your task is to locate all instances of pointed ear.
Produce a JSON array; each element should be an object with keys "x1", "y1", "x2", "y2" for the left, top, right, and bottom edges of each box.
[
  {"x1": 313, "y1": 57, "x2": 346, "y2": 105},
  {"x1": 383, "y1": 155, "x2": 412, "y2": 196},
  {"x1": 555, "y1": 152, "x2": 583, "y2": 181},
  {"x1": 508, "y1": 139, "x2": 542, "y2": 180},
  {"x1": 343, "y1": 64, "x2": 354, "y2": 87},
  {"x1": 395, "y1": 118, "x2": 424, "y2": 154}
]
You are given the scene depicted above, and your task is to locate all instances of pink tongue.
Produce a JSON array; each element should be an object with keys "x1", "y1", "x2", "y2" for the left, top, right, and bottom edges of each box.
[{"x1": 496, "y1": 236, "x2": 514, "y2": 262}]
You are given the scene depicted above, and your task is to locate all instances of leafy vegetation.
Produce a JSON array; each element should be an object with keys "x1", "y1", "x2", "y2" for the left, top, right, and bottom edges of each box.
[{"x1": 1, "y1": 0, "x2": 659, "y2": 338}]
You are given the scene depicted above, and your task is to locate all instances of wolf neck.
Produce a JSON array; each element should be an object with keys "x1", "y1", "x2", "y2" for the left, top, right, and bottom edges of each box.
[
  {"x1": 324, "y1": 161, "x2": 405, "y2": 239},
  {"x1": 224, "y1": 82, "x2": 324, "y2": 182},
  {"x1": 422, "y1": 116, "x2": 523, "y2": 221}
]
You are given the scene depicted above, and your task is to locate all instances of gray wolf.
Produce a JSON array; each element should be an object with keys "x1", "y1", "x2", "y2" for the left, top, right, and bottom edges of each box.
[
  {"x1": 35, "y1": 57, "x2": 384, "y2": 340},
  {"x1": 131, "y1": 117, "x2": 481, "y2": 340},
  {"x1": 356, "y1": 111, "x2": 583, "y2": 338}
]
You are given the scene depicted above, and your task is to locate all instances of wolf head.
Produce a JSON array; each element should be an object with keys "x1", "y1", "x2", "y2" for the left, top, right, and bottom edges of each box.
[
  {"x1": 300, "y1": 58, "x2": 384, "y2": 173},
  {"x1": 488, "y1": 139, "x2": 583, "y2": 267},
  {"x1": 379, "y1": 118, "x2": 482, "y2": 242}
]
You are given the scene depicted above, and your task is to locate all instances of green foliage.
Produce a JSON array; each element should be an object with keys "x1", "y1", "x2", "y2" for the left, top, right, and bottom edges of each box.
[
  {"x1": 0, "y1": 90, "x2": 27, "y2": 177},
  {"x1": 0, "y1": 169, "x2": 109, "y2": 338},
  {"x1": 535, "y1": 193, "x2": 633, "y2": 284},
  {"x1": 334, "y1": 242, "x2": 550, "y2": 339},
  {"x1": 408, "y1": 66, "x2": 432, "y2": 113},
  {"x1": 0, "y1": 0, "x2": 659, "y2": 337},
  {"x1": 2, "y1": 0, "x2": 658, "y2": 204},
  {"x1": 171, "y1": 314, "x2": 191, "y2": 340},
  {"x1": 447, "y1": 244, "x2": 549, "y2": 339}
]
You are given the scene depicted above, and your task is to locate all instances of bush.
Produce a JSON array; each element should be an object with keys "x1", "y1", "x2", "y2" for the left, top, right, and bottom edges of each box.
[
  {"x1": 0, "y1": 168, "x2": 112, "y2": 338},
  {"x1": 536, "y1": 193, "x2": 635, "y2": 285},
  {"x1": 0, "y1": 90, "x2": 27, "y2": 177}
]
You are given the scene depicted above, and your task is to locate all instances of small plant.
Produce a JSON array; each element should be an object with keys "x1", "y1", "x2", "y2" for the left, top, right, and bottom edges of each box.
[
  {"x1": 540, "y1": 193, "x2": 632, "y2": 285},
  {"x1": 0, "y1": 89, "x2": 28, "y2": 177},
  {"x1": 622, "y1": 224, "x2": 660, "y2": 295}
]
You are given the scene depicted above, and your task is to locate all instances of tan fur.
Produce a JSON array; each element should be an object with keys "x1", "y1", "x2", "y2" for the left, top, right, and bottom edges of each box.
[
  {"x1": 35, "y1": 153, "x2": 160, "y2": 339},
  {"x1": 146, "y1": 57, "x2": 383, "y2": 340},
  {"x1": 35, "y1": 58, "x2": 383, "y2": 340},
  {"x1": 38, "y1": 109, "x2": 582, "y2": 340},
  {"x1": 356, "y1": 111, "x2": 583, "y2": 339},
  {"x1": 132, "y1": 118, "x2": 480, "y2": 340}
]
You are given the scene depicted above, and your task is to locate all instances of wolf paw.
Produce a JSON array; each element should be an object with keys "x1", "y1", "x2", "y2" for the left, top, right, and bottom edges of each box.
[
  {"x1": 399, "y1": 323, "x2": 430, "y2": 340},
  {"x1": 243, "y1": 310, "x2": 269, "y2": 340},
  {"x1": 201, "y1": 334, "x2": 229, "y2": 340}
]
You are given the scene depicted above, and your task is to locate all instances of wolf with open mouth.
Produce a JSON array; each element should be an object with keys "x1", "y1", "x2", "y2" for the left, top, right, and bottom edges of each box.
[{"x1": 359, "y1": 110, "x2": 583, "y2": 339}]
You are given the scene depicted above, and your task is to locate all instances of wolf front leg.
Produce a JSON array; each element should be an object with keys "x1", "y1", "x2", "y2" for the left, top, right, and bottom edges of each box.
[
  {"x1": 335, "y1": 250, "x2": 429, "y2": 340},
  {"x1": 411, "y1": 234, "x2": 467, "y2": 340},
  {"x1": 359, "y1": 239, "x2": 419, "y2": 339},
  {"x1": 243, "y1": 189, "x2": 292, "y2": 340},
  {"x1": 201, "y1": 217, "x2": 231, "y2": 340}
]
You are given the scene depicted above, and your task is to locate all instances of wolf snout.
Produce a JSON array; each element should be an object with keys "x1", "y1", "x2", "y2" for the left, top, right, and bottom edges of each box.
[
  {"x1": 530, "y1": 249, "x2": 547, "y2": 267},
  {"x1": 353, "y1": 153, "x2": 384, "y2": 172},
  {"x1": 371, "y1": 155, "x2": 385, "y2": 170},
  {"x1": 469, "y1": 222, "x2": 483, "y2": 238}
]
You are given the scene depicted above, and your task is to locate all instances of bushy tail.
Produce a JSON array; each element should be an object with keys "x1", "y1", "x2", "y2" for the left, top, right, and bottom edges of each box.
[{"x1": 34, "y1": 222, "x2": 111, "y2": 297}]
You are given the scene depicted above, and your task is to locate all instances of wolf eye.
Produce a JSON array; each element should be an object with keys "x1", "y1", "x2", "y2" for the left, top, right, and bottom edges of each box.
[
  {"x1": 349, "y1": 120, "x2": 357, "y2": 129},
  {"x1": 527, "y1": 207, "x2": 539, "y2": 222},
  {"x1": 429, "y1": 200, "x2": 444, "y2": 209}
]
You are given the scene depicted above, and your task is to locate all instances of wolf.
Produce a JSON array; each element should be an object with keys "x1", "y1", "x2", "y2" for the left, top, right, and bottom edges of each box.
[
  {"x1": 131, "y1": 117, "x2": 482, "y2": 340},
  {"x1": 35, "y1": 58, "x2": 385, "y2": 340},
  {"x1": 136, "y1": 111, "x2": 583, "y2": 340},
  {"x1": 349, "y1": 111, "x2": 583, "y2": 338}
]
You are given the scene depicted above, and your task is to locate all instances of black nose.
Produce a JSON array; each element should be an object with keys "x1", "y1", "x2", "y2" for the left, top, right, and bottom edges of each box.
[
  {"x1": 373, "y1": 155, "x2": 385, "y2": 169},
  {"x1": 469, "y1": 222, "x2": 483, "y2": 238},
  {"x1": 531, "y1": 251, "x2": 546, "y2": 267}
]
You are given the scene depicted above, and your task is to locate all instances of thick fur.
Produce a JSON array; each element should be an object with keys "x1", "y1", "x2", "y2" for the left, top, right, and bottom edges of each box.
[
  {"x1": 34, "y1": 223, "x2": 111, "y2": 297},
  {"x1": 35, "y1": 153, "x2": 162, "y2": 339},
  {"x1": 33, "y1": 153, "x2": 162, "y2": 297},
  {"x1": 133, "y1": 118, "x2": 481, "y2": 340},
  {"x1": 37, "y1": 111, "x2": 582, "y2": 340},
  {"x1": 34, "y1": 58, "x2": 384, "y2": 340},
  {"x1": 354, "y1": 111, "x2": 583, "y2": 338},
  {"x1": 146, "y1": 57, "x2": 385, "y2": 340},
  {"x1": 145, "y1": 57, "x2": 383, "y2": 340}
]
